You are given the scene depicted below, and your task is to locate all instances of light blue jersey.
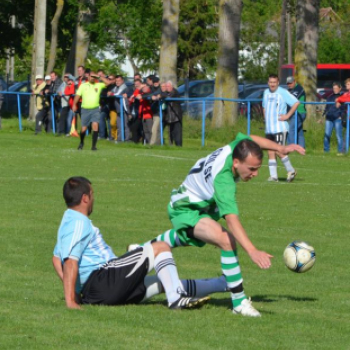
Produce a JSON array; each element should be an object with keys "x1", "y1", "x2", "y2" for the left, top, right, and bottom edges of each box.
[
  {"x1": 53, "y1": 209, "x2": 117, "y2": 293},
  {"x1": 262, "y1": 86, "x2": 298, "y2": 134}
]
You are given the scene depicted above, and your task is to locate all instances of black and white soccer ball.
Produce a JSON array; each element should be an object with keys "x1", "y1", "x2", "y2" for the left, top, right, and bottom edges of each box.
[{"x1": 283, "y1": 241, "x2": 316, "y2": 273}]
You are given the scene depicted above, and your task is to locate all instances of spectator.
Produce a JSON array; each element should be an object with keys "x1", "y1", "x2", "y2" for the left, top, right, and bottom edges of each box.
[
  {"x1": 162, "y1": 81, "x2": 183, "y2": 147},
  {"x1": 111, "y1": 75, "x2": 130, "y2": 142},
  {"x1": 262, "y1": 74, "x2": 299, "y2": 182},
  {"x1": 129, "y1": 79, "x2": 143, "y2": 143},
  {"x1": 323, "y1": 82, "x2": 345, "y2": 155},
  {"x1": 150, "y1": 77, "x2": 161, "y2": 145},
  {"x1": 73, "y1": 71, "x2": 110, "y2": 151},
  {"x1": 58, "y1": 74, "x2": 75, "y2": 135},
  {"x1": 99, "y1": 74, "x2": 116, "y2": 140},
  {"x1": 50, "y1": 71, "x2": 63, "y2": 124},
  {"x1": 33, "y1": 75, "x2": 50, "y2": 134},
  {"x1": 286, "y1": 76, "x2": 306, "y2": 148},
  {"x1": 137, "y1": 85, "x2": 153, "y2": 144},
  {"x1": 134, "y1": 73, "x2": 142, "y2": 82}
]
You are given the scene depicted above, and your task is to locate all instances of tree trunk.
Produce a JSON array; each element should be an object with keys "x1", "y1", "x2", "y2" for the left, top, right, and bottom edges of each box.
[
  {"x1": 159, "y1": 0, "x2": 180, "y2": 86},
  {"x1": 295, "y1": 0, "x2": 320, "y2": 119},
  {"x1": 46, "y1": 0, "x2": 64, "y2": 74},
  {"x1": 278, "y1": 0, "x2": 288, "y2": 79},
  {"x1": 65, "y1": 0, "x2": 94, "y2": 76},
  {"x1": 29, "y1": 0, "x2": 47, "y2": 121},
  {"x1": 212, "y1": 0, "x2": 242, "y2": 127}
]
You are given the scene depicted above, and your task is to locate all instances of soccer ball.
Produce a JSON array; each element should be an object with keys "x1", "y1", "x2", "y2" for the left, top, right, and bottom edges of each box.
[{"x1": 283, "y1": 241, "x2": 316, "y2": 273}]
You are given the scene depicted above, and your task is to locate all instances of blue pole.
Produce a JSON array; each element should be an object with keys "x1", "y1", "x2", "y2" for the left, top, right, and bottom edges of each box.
[
  {"x1": 201, "y1": 100, "x2": 206, "y2": 147},
  {"x1": 247, "y1": 101, "x2": 251, "y2": 135},
  {"x1": 294, "y1": 110, "x2": 298, "y2": 144},
  {"x1": 159, "y1": 101, "x2": 164, "y2": 146},
  {"x1": 50, "y1": 95, "x2": 56, "y2": 134},
  {"x1": 120, "y1": 96, "x2": 125, "y2": 142},
  {"x1": 346, "y1": 104, "x2": 350, "y2": 153},
  {"x1": 17, "y1": 93, "x2": 22, "y2": 132}
]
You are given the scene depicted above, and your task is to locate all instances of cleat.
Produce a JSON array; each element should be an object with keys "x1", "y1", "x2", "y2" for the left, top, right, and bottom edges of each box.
[
  {"x1": 232, "y1": 298, "x2": 261, "y2": 317},
  {"x1": 267, "y1": 176, "x2": 278, "y2": 182},
  {"x1": 78, "y1": 143, "x2": 84, "y2": 150},
  {"x1": 286, "y1": 171, "x2": 297, "y2": 183},
  {"x1": 91, "y1": 146, "x2": 98, "y2": 151},
  {"x1": 169, "y1": 295, "x2": 210, "y2": 310},
  {"x1": 127, "y1": 244, "x2": 140, "y2": 252}
]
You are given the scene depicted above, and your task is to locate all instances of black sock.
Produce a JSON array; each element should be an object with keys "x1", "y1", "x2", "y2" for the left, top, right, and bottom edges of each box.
[
  {"x1": 80, "y1": 131, "x2": 86, "y2": 144},
  {"x1": 92, "y1": 131, "x2": 98, "y2": 148},
  {"x1": 229, "y1": 283, "x2": 243, "y2": 294}
]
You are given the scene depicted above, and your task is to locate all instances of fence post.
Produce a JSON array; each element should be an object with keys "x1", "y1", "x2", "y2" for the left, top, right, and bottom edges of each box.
[
  {"x1": 247, "y1": 101, "x2": 251, "y2": 135},
  {"x1": 346, "y1": 104, "x2": 350, "y2": 153},
  {"x1": 17, "y1": 93, "x2": 22, "y2": 132},
  {"x1": 294, "y1": 110, "x2": 298, "y2": 144},
  {"x1": 120, "y1": 96, "x2": 125, "y2": 142},
  {"x1": 50, "y1": 95, "x2": 56, "y2": 134},
  {"x1": 201, "y1": 100, "x2": 206, "y2": 147},
  {"x1": 159, "y1": 101, "x2": 164, "y2": 146}
]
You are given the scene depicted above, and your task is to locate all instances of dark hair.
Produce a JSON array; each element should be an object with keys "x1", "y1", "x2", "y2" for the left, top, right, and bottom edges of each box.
[
  {"x1": 115, "y1": 75, "x2": 124, "y2": 80},
  {"x1": 268, "y1": 74, "x2": 279, "y2": 80},
  {"x1": 63, "y1": 177, "x2": 91, "y2": 208},
  {"x1": 333, "y1": 81, "x2": 342, "y2": 88},
  {"x1": 134, "y1": 78, "x2": 142, "y2": 84},
  {"x1": 232, "y1": 139, "x2": 263, "y2": 162},
  {"x1": 77, "y1": 65, "x2": 85, "y2": 70}
]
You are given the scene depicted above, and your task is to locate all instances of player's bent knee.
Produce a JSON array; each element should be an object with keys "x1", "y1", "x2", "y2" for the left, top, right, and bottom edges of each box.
[{"x1": 151, "y1": 241, "x2": 171, "y2": 256}]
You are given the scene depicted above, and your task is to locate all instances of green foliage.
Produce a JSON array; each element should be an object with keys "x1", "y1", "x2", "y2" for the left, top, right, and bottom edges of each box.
[
  {"x1": 0, "y1": 125, "x2": 349, "y2": 349},
  {"x1": 240, "y1": 0, "x2": 282, "y2": 81},
  {"x1": 177, "y1": 0, "x2": 218, "y2": 79}
]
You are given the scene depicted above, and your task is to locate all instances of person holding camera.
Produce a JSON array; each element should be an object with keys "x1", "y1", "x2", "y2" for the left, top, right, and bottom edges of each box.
[{"x1": 73, "y1": 71, "x2": 110, "y2": 151}]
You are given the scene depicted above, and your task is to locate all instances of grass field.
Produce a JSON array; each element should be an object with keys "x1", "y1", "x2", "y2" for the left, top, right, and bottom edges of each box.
[{"x1": 0, "y1": 124, "x2": 349, "y2": 349}]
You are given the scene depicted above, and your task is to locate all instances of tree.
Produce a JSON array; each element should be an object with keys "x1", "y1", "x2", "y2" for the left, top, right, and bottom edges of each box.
[
  {"x1": 212, "y1": 0, "x2": 242, "y2": 127},
  {"x1": 177, "y1": 0, "x2": 218, "y2": 80},
  {"x1": 278, "y1": 0, "x2": 288, "y2": 78},
  {"x1": 159, "y1": 0, "x2": 180, "y2": 85},
  {"x1": 66, "y1": 0, "x2": 95, "y2": 76},
  {"x1": 29, "y1": 0, "x2": 47, "y2": 121},
  {"x1": 46, "y1": 0, "x2": 65, "y2": 74},
  {"x1": 295, "y1": 0, "x2": 320, "y2": 118}
]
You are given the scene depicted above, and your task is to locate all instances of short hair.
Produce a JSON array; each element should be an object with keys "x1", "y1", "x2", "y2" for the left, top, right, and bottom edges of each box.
[
  {"x1": 77, "y1": 65, "x2": 85, "y2": 70},
  {"x1": 50, "y1": 71, "x2": 58, "y2": 76},
  {"x1": 232, "y1": 139, "x2": 263, "y2": 162},
  {"x1": 115, "y1": 75, "x2": 124, "y2": 80},
  {"x1": 63, "y1": 177, "x2": 91, "y2": 208},
  {"x1": 268, "y1": 74, "x2": 279, "y2": 80},
  {"x1": 134, "y1": 78, "x2": 142, "y2": 84},
  {"x1": 345, "y1": 78, "x2": 350, "y2": 85},
  {"x1": 333, "y1": 81, "x2": 342, "y2": 88}
]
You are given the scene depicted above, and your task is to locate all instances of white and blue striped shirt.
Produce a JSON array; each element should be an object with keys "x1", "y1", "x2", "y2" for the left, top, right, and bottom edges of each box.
[
  {"x1": 262, "y1": 86, "x2": 298, "y2": 134},
  {"x1": 53, "y1": 209, "x2": 117, "y2": 292}
]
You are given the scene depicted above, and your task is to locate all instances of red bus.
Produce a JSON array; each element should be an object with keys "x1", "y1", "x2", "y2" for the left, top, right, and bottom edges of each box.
[{"x1": 280, "y1": 64, "x2": 350, "y2": 90}]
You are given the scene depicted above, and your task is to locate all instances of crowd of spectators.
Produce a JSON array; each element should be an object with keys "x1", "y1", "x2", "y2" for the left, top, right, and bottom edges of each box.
[{"x1": 31, "y1": 67, "x2": 183, "y2": 147}]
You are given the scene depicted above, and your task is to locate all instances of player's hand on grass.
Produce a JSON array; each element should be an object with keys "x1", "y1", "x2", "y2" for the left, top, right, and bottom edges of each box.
[
  {"x1": 66, "y1": 301, "x2": 81, "y2": 309},
  {"x1": 249, "y1": 249, "x2": 273, "y2": 269}
]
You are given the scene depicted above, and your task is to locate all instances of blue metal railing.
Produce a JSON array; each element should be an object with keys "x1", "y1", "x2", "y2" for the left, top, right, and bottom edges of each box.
[{"x1": 1, "y1": 90, "x2": 349, "y2": 152}]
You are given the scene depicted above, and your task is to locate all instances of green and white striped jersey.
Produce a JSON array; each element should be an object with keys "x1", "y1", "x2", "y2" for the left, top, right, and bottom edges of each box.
[{"x1": 170, "y1": 133, "x2": 251, "y2": 219}]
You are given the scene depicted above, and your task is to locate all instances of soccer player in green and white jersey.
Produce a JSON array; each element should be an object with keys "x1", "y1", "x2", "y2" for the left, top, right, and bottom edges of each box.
[{"x1": 136, "y1": 133, "x2": 305, "y2": 317}]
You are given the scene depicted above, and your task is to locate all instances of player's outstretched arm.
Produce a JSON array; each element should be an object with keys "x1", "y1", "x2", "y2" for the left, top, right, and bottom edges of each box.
[
  {"x1": 63, "y1": 259, "x2": 81, "y2": 309},
  {"x1": 250, "y1": 134, "x2": 305, "y2": 156},
  {"x1": 225, "y1": 214, "x2": 273, "y2": 269},
  {"x1": 52, "y1": 256, "x2": 63, "y2": 282}
]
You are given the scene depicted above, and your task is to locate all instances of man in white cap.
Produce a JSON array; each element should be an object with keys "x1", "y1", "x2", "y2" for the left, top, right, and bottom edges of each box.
[{"x1": 32, "y1": 75, "x2": 50, "y2": 134}]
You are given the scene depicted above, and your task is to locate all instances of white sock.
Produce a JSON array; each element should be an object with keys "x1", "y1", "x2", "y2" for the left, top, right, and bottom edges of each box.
[
  {"x1": 281, "y1": 156, "x2": 295, "y2": 173},
  {"x1": 268, "y1": 159, "x2": 278, "y2": 178},
  {"x1": 182, "y1": 275, "x2": 227, "y2": 298},
  {"x1": 154, "y1": 252, "x2": 184, "y2": 304},
  {"x1": 141, "y1": 275, "x2": 163, "y2": 302}
]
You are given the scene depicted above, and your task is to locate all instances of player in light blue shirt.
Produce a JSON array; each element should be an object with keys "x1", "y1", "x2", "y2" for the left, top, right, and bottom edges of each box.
[
  {"x1": 53, "y1": 176, "x2": 227, "y2": 310},
  {"x1": 262, "y1": 74, "x2": 300, "y2": 182}
]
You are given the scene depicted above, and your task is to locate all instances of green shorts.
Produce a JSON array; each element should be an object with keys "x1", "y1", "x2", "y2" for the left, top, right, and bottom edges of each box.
[{"x1": 167, "y1": 203, "x2": 221, "y2": 248}]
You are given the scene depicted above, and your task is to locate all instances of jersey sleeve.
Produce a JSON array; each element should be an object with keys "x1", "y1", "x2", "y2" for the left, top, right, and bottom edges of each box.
[
  {"x1": 60, "y1": 219, "x2": 93, "y2": 261},
  {"x1": 280, "y1": 88, "x2": 298, "y2": 107},
  {"x1": 212, "y1": 155, "x2": 239, "y2": 218}
]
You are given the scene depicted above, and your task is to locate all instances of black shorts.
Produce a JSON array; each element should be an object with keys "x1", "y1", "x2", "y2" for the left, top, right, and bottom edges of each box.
[
  {"x1": 265, "y1": 132, "x2": 288, "y2": 146},
  {"x1": 81, "y1": 245, "x2": 154, "y2": 306}
]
